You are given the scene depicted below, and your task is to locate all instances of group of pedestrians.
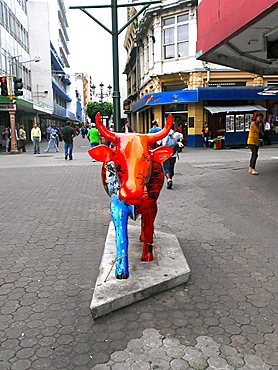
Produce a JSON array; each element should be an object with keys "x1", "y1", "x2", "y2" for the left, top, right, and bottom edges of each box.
[
  {"x1": 1, "y1": 125, "x2": 27, "y2": 153},
  {"x1": 0, "y1": 113, "x2": 270, "y2": 180},
  {"x1": 30, "y1": 122, "x2": 74, "y2": 159}
]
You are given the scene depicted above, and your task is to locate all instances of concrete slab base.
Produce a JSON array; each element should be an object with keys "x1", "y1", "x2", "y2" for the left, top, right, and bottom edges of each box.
[{"x1": 90, "y1": 221, "x2": 191, "y2": 319}]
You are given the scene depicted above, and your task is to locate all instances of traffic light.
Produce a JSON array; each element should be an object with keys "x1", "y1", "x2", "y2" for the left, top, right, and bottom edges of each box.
[
  {"x1": 13, "y1": 77, "x2": 23, "y2": 96},
  {"x1": 1, "y1": 76, "x2": 8, "y2": 96}
]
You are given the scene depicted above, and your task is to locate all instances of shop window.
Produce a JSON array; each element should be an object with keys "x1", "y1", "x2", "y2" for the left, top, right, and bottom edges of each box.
[
  {"x1": 245, "y1": 114, "x2": 253, "y2": 131},
  {"x1": 226, "y1": 115, "x2": 234, "y2": 132},
  {"x1": 164, "y1": 103, "x2": 188, "y2": 112},
  {"x1": 163, "y1": 83, "x2": 187, "y2": 91},
  {"x1": 235, "y1": 115, "x2": 244, "y2": 132}
]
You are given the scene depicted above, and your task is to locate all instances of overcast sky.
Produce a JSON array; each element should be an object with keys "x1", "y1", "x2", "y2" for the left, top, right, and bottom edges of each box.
[{"x1": 66, "y1": 0, "x2": 128, "y2": 90}]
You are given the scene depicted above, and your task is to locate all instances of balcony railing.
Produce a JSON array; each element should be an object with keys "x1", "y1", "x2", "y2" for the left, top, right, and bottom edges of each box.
[{"x1": 54, "y1": 102, "x2": 76, "y2": 121}]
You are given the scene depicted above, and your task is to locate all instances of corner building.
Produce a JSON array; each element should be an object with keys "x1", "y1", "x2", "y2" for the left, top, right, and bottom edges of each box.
[{"x1": 124, "y1": 0, "x2": 278, "y2": 147}]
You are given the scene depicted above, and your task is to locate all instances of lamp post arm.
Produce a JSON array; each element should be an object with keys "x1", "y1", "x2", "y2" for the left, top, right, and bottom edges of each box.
[
  {"x1": 69, "y1": 0, "x2": 162, "y2": 132},
  {"x1": 117, "y1": 0, "x2": 161, "y2": 7},
  {"x1": 118, "y1": 4, "x2": 149, "y2": 35},
  {"x1": 80, "y1": 8, "x2": 112, "y2": 34},
  {"x1": 70, "y1": 5, "x2": 112, "y2": 9},
  {"x1": 70, "y1": 1, "x2": 161, "y2": 8}
]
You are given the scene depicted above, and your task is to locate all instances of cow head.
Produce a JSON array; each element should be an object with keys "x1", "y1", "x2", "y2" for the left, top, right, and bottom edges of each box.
[{"x1": 88, "y1": 113, "x2": 173, "y2": 205}]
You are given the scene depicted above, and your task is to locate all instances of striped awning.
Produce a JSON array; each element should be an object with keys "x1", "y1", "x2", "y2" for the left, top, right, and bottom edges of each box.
[{"x1": 204, "y1": 105, "x2": 267, "y2": 114}]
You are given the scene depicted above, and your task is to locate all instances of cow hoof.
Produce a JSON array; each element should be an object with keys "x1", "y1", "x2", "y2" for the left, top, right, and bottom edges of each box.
[
  {"x1": 141, "y1": 253, "x2": 153, "y2": 262},
  {"x1": 116, "y1": 272, "x2": 129, "y2": 279}
]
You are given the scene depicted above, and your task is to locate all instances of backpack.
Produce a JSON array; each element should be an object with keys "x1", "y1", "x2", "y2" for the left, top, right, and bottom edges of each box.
[{"x1": 166, "y1": 133, "x2": 182, "y2": 153}]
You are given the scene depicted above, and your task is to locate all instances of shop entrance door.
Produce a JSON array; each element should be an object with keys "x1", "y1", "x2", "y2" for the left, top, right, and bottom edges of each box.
[{"x1": 163, "y1": 103, "x2": 188, "y2": 144}]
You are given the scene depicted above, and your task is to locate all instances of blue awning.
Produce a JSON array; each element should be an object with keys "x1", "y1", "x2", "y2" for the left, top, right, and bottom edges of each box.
[
  {"x1": 132, "y1": 86, "x2": 278, "y2": 113},
  {"x1": 132, "y1": 90, "x2": 198, "y2": 112},
  {"x1": 50, "y1": 41, "x2": 65, "y2": 73},
  {"x1": 76, "y1": 100, "x2": 82, "y2": 120},
  {"x1": 198, "y1": 86, "x2": 272, "y2": 100},
  {"x1": 62, "y1": 75, "x2": 71, "y2": 85},
  {"x1": 52, "y1": 80, "x2": 72, "y2": 102}
]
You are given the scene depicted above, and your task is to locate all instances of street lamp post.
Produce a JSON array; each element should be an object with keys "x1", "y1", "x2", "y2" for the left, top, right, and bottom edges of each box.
[
  {"x1": 70, "y1": 1, "x2": 162, "y2": 131},
  {"x1": 91, "y1": 82, "x2": 112, "y2": 122}
]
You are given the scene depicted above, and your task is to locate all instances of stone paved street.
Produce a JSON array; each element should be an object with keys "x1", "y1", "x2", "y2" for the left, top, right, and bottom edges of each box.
[{"x1": 0, "y1": 137, "x2": 278, "y2": 369}]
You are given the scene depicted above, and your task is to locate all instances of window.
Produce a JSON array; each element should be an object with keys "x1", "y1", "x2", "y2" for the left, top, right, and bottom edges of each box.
[
  {"x1": 235, "y1": 114, "x2": 244, "y2": 132},
  {"x1": 162, "y1": 13, "x2": 189, "y2": 59},
  {"x1": 0, "y1": 1, "x2": 3, "y2": 25},
  {"x1": 245, "y1": 114, "x2": 253, "y2": 131},
  {"x1": 226, "y1": 113, "x2": 255, "y2": 133},
  {"x1": 226, "y1": 115, "x2": 234, "y2": 132}
]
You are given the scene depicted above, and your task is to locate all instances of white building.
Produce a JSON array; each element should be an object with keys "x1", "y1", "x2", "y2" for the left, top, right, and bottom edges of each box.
[
  {"x1": 0, "y1": 0, "x2": 41, "y2": 142},
  {"x1": 0, "y1": 0, "x2": 78, "y2": 148},
  {"x1": 27, "y1": 0, "x2": 76, "y2": 135}
]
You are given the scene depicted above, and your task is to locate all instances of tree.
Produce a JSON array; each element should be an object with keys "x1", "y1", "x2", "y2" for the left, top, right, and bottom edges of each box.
[{"x1": 86, "y1": 101, "x2": 113, "y2": 122}]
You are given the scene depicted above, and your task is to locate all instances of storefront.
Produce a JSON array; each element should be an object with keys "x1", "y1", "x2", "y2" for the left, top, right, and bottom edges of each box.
[
  {"x1": 132, "y1": 86, "x2": 278, "y2": 147},
  {"x1": 204, "y1": 105, "x2": 267, "y2": 146},
  {"x1": 132, "y1": 90, "x2": 198, "y2": 144}
]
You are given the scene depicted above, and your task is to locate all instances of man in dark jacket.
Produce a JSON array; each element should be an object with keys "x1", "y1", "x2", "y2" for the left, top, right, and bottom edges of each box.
[{"x1": 62, "y1": 121, "x2": 75, "y2": 160}]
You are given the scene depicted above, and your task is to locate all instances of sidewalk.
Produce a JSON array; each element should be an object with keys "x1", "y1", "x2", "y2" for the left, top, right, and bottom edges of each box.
[{"x1": 0, "y1": 138, "x2": 278, "y2": 369}]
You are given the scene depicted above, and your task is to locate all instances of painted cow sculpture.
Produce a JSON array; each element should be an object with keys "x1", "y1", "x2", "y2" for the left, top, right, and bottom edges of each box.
[{"x1": 89, "y1": 112, "x2": 174, "y2": 279}]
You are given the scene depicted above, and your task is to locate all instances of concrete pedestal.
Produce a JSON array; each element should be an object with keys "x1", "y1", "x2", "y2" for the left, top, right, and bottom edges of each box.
[{"x1": 90, "y1": 221, "x2": 191, "y2": 319}]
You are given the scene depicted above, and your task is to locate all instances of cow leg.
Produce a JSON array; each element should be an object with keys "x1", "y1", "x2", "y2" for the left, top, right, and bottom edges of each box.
[
  {"x1": 110, "y1": 194, "x2": 132, "y2": 279},
  {"x1": 139, "y1": 217, "x2": 144, "y2": 242},
  {"x1": 140, "y1": 200, "x2": 157, "y2": 262}
]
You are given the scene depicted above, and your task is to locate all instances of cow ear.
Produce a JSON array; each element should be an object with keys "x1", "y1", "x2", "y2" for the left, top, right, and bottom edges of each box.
[
  {"x1": 151, "y1": 146, "x2": 174, "y2": 162},
  {"x1": 88, "y1": 145, "x2": 113, "y2": 162}
]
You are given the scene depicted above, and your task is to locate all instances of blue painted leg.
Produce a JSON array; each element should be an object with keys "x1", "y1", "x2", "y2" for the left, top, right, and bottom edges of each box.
[{"x1": 110, "y1": 194, "x2": 133, "y2": 279}]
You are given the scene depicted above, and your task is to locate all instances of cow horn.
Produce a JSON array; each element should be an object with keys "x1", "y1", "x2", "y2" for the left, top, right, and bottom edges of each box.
[
  {"x1": 148, "y1": 114, "x2": 173, "y2": 143},
  {"x1": 95, "y1": 112, "x2": 117, "y2": 142}
]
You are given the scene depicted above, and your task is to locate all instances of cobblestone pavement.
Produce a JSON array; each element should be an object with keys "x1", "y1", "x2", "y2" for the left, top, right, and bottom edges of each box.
[{"x1": 0, "y1": 138, "x2": 278, "y2": 369}]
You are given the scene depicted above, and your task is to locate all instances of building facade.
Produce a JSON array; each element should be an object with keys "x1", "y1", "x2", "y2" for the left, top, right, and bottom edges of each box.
[
  {"x1": 0, "y1": 0, "x2": 42, "y2": 144},
  {"x1": 0, "y1": 0, "x2": 78, "y2": 151},
  {"x1": 124, "y1": 0, "x2": 278, "y2": 147},
  {"x1": 196, "y1": 0, "x2": 278, "y2": 145},
  {"x1": 28, "y1": 0, "x2": 75, "y2": 135}
]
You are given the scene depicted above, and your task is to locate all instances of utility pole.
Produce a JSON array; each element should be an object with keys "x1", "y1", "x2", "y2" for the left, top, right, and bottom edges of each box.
[{"x1": 70, "y1": 0, "x2": 161, "y2": 132}]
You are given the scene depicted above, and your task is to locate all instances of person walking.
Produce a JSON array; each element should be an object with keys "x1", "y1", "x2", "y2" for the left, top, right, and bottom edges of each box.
[
  {"x1": 247, "y1": 112, "x2": 263, "y2": 175},
  {"x1": 121, "y1": 122, "x2": 133, "y2": 133},
  {"x1": 149, "y1": 120, "x2": 161, "y2": 133},
  {"x1": 62, "y1": 121, "x2": 75, "y2": 160},
  {"x1": 87, "y1": 124, "x2": 100, "y2": 161},
  {"x1": 81, "y1": 126, "x2": 87, "y2": 138},
  {"x1": 2, "y1": 126, "x2": 10, "y2": 153},
  {"x1": 202, "y1": 123, "x2": 211, "y2": 148},
  {"x1": 31, "y1": 123, "x2": 41, "y2": 154},
  {"x1": 19, "y1": 125, "x2": 27, "y2": 152},
  {"x1": 159, "y1": 125, "x2": 183, "y2": 189},
  {"x1": 46, "y1": 124, "x2": 51, "y2": 141},
  {"x1": 87, "y1": 124, "x2": 100, "y2": 148},
  {"x1": 263, "y1": 118, "x2": 271, "y2": 145},
  {"x1": 44, "y1": 126, "x2": 59, "y2": 153}
]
